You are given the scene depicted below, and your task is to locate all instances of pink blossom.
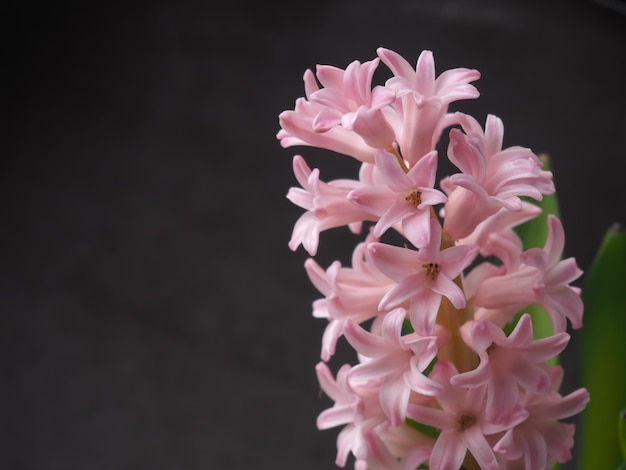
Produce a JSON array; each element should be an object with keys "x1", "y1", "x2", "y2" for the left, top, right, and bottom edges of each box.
[
  {"x1": 463, "y1": 228, "x2": 529, "y2": 328},
  {"x1": 304, "y1": 229, "x2": 396, "y2": 361},
  {"x1": 286, "y1": 155, "x2": 376, "y2": 256},
  {"x1": 344, "y1": 308, "x2": 442, "y2": 425},
  {"x1": 377, "y1": 48, "x2": 481, "y2": 165},
  {"x1": 277, "y1": 67, "x2": 384, "y2": 163},
  {"x1": 406, "y1": 361, "x2": 528, "y2": 470},
  {"x1": 308, "y1": 58, "x2": 397, "y2": 149},
  {"x1": 348, "y1": 149, "x2": 448, "y2": 248},
  {"x1": 451, "y1": 314, "x2": 570, "y2": 423},
  {"x1": 473, "y1": 215, "x2": 583, "y2": 332},
  {"x1": 368, "y1": 218, "x2": 479, "y2": 336},
  {"x1": 315, "y1": 362, "x2": 387, "y2": 467},
  {"x1": 457, "y1": 201, "x2": 541, "y2": 254},
  {"x1": 442, "y1": 112, "x2": 555, "y2": 239},
  {"x1": 363, "y1": 429, "x2": 431, "y2": 470},
  {"x1": 493, "y1": 366, "x2": 590, "y2": 468}
]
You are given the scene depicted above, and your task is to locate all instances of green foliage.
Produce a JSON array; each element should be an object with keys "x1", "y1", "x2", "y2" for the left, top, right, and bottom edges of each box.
[
  {"x1": 579, "y1": 224, "x2": 626, "y2": 469},
  {"x1": 405, "y1": 417, "x2": 440, "y2": 439}
]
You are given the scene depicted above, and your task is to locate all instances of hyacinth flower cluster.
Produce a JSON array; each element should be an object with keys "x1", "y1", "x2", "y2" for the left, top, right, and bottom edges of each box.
[{"x1": 277, "y1": 47, "x2": 590, "y2": 469}]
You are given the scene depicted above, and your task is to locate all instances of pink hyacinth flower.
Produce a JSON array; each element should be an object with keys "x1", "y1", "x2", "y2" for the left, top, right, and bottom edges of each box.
[
  {"x1": 368, "y1": 218, "x2": 479, "y2": 336},
  {"x1": 493, "y1": 366, "x2": 590, "y2": 468},
  {"x1": 473, "y1": 215, "x2": 583, "y2": 333},
  {"x1": 376, "y1": 47, "x2": 481, "y2": 165},
  {"x1": 406, "y1": 360, "x2": 528, "y2": 470},
  {"x1": 363, "y1": 429, "x2": 431, "y2": 470},
  {"x1": 304, "y1": 229, "x2": 396, "y2": 361},
  {"x1": 315, "y1": 362, "x2": 387, "y2": 467},
  {"x1": 442, "y1": 112, "x2": 555, "y2": 240},
  {"x1": 451, "y1": 314, "x2": 570, "y2": 424},
  {"x1": 286, "y1": 155, "x2": 376, "y2": 256},
  {"x1": 309, "y1": 58, "x2": 397, "y2": 149},
  {"x1": 348, "y1": 149, "x2": 448, "y2": 248},
  {"x1": 457, "y1": 201, "x2": 542, "y2": 254},
  {"x1": 344, "y1": 308, "x2": 442, "y2": 425},
  {"x1": 277, "y1": 69, "x2": 380, "y2": 163}
]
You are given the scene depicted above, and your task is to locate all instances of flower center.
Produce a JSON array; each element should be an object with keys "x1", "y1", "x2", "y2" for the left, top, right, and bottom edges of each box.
[
  {"x1": 405, "y1": 190, "x2": 422, "y2": 207},
  {"x1": 422, "y1": 262, "x2": 440, "y2": 280},
  {"x1": 456, "y1": 412, "x2": 476, "y2": 431}
]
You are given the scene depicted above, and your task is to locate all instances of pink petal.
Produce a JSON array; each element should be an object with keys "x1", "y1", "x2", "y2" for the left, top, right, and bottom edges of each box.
[
  {"x1": 418, "y1": 187, "x2": 448, "y2": 207},
  {"x1": 343, "y1": 317, "x2": 388, "y2": 357},
  {"x1": 545, "y1": 215, "x2": 565, "y2": 266},
  {"x1": 463, "y1": 428, "x2": 499, "y2": 470},
  {"x1": 401, "y1": 209, "x2": 431, "y2": 248},
  {"x1": 348, "y1": 185, "x2": 396, "y2": 217},
  {"x1": 375, "y1": 149, "x2": 412, "y2": 192},
  {"x1": 291, "y1": 154, "x2": 313, "y2": 189},
  {"x1": 315, "y1": 362, "x2": 350, "y2": 402},
  {"x1": 312, "y1": 107, "x2": 343, "y2": 132},
  {"x1": 317, "y1": 404, "x2": 356, "y2": 430},
  {"x1": 404, "y1": 357, "x2": 444, "y2": 395},
  {"x1": 415, "y1": 50, "x2": 435, "y2": 94},
  {"x1": 432, "y1": 274, "x2": 466, "y2": 309},
  {"x1": 380, "y1": 374, "x2": 411, "y2": 425},
  {"x1": 439, "y1": 244, "x2": 480, "y2": 279},
  {"x1": 321, "y1": 319, "x2": 344, "y2": 361},
  {"x1": 368, "y1": 243, "x2": 421, "y2": 281},
  {"x1": 376, "y1": 47, "x2": 415, "y2": 82},
  {"x1": 407, "y1": 150, "x2": 439, "y2": 187},
  {"x1": 375, "y1": 197, "x2": 414, "y2": 238},
  {"x1": 429, "y1": 429, "x2": 467, "y2": 470},
  {"x1": 379, "y1": 275, "x2": 424, "y2": 311},
  {"x1": 408, "y1": 288, "x2": 442, "y2": 336},
  {"x1": 447, "y1": 127, "x2": 486, "y2": 181},
  {"x1": 484, "y1": 114, "x2": 504, "y2": 157}
]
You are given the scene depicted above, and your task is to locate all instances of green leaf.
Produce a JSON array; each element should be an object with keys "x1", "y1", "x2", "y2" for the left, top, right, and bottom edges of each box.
[
  {"x1": 579, "y1": 223, "x2": 626, "y2": 470},
  {"x1": 405, "y1": 417, "x2": 440, "y2": 439},
  {"x1": 617, "y1": 408, "x2": 626, "y2": 464},
  {"x1": 513, "y1": 154, "x2": 560, "y2": 350}
]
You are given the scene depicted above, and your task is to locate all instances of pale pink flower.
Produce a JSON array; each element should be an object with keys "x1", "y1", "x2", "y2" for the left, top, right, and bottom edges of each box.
[
  {"x1": 406, "y1": 361, "x2": 528, "y2": 470},
  {"x1": 286, "y1": 155, "x2": 376, "y2": 256},
  {"x1": 368, "y1": 218, "x2": 479, "y2": 336},
  {"x1": 348, "y1": 149, "x2": 448, "y2": 248},
  {"x1": 463, "y1": 229, "x2": 528, "y2": 328},
  {"x1": 315, "y1": 362, "x2": 387, "y2": 467},
  {"x1": 304, "y1": 229, "x2": 396, "y2": 361},
  {"x1": 451, "y1": 314, "x2": 570, "y2": 423},
  {"x1": 442, "y1": 112, "x2": 555, "y2": 239},
  {"x1": 493, "y1": 366, "x2": 590, "y2": 468},
  {"x1": 308, "y1": 58, "x2": 397, "y2": 149},
  {"x1": 278, "y1": 67, "x2": 382, "y2": 163},
  {"x1": 457, "y1": 201, "x2": 542, "y2": 254},
  {"x1": 363, "y1": 429, "x2": 431, "y2": 470},
  {"x1": 376, "y1": 48, "x2": 481, "y2": 166},
  {"x1": 344, "y1": 308, "x2": 442, "y2": 425},
  {"x1": 473, "y1": 215, "x2": 583, "y2": 332}
]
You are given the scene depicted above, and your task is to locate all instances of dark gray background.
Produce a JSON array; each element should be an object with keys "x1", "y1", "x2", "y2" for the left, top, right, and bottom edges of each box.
[{"x1": 1, "y1": 1, "x2": 625, "y2": 469}]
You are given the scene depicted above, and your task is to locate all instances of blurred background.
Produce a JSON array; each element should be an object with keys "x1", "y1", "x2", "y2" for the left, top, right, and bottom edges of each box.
[{"x1": 1, "y1": 1, "x2": 625, "y2": 469}]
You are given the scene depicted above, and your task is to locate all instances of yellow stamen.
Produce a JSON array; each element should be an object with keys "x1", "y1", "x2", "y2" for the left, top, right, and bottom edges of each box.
[
  {"x1": 422, "y1": 262, "x2": 440, "y2": 280},
  {"x1": 457, "y1": 412, "x2": 476, "y2": 431},
  {"x1": 405, "y1": 190, "x2": 422, "y2": 207}
]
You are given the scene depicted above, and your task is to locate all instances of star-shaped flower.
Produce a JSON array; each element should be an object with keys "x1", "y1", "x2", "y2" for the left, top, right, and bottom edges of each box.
[
  {"x1": 349, "y1": 149, "x2": 448, "y2": 248},
  {"x1": 406, "y1": 361, "x2": 527, "y2": 470},
  {"x1": 368, "y1": 218, "x2": 478, "y2": 335},
  {"x1": 451, "y1": 314, "x2": 570, "y2": 423}
]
